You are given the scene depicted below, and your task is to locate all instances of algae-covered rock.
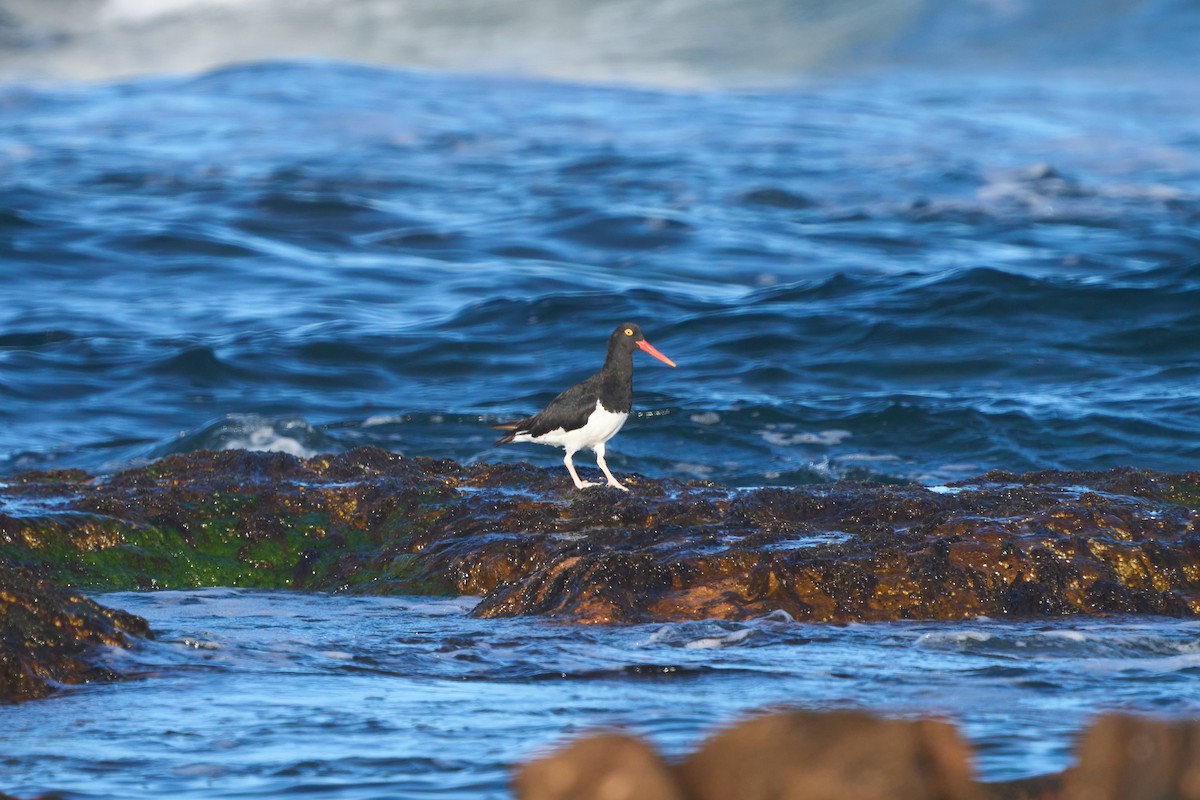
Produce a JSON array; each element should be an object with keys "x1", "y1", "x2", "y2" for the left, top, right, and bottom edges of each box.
[
  {"x1": 2, "y1": 449, "x2": 1199, "y2": 624},
  {"x1": 1, "y1": 448, "x2": 459, "y2": 594}
]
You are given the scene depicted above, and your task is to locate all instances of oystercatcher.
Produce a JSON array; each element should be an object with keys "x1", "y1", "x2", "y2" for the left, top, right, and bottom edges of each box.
[{"x1": 493, "y1": 323, "x2": 676, "y2": 491}]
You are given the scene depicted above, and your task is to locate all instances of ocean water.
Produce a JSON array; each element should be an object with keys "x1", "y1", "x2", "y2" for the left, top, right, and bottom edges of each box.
[
  {"x1": 2, "y1": 57, "x2": 1199, "y2": 485},
  {"x1": 4, "y1": 590, "x2": 1200, "y2": 799},
  {"x1": 2, "y1": 1, "x2": 1200, "y2": 797}
]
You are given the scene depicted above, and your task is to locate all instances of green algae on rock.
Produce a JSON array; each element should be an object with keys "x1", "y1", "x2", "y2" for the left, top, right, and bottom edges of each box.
[
  {"x1": 2, "y1": 449, "x2": 1199, "y2": 625},
  {"x1": 1, "y1": 448, "x2": 459, "y2": 594}
]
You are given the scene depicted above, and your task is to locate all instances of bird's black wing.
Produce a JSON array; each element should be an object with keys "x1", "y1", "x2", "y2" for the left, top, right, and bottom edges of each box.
[{"x1": 494, "y1": 372, "x2": 603, "y2": 442}]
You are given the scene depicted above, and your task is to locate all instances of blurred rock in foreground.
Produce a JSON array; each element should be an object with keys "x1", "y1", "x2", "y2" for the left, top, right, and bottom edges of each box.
[{"x1": 516, "y1": 710, "x2": 1200, "y2": 800}]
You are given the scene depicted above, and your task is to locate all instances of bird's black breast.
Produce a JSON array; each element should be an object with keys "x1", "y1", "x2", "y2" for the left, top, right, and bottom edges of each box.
[{"x1": 596, "y1": 370, "x2": 633, "y2": 415}]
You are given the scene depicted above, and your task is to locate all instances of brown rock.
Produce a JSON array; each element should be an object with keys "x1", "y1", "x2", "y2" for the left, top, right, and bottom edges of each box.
[
  {"x1": 0, "y1": 558, "x2": 150, "y2": 702},
  {"x1": 679, "y1": 709, "x2": 984, "y2": 800},
  {"x1": 4, "y1": 450, "x2": 1200, "y2": 624},
  {"x1": 513, "y1": 732, "x2": 685, "y2": 800},
  {"x1": 1063, "y1": 714, "x2": 1200, "y2": 800},
  {"x1": 982, "y1": 772, "x2": 1066, "y2": 800}
]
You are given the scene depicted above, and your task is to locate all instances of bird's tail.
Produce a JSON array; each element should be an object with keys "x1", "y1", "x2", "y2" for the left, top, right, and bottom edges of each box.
[{"x1": 491, "y1": 421, "x2": 523, "y2": 446}]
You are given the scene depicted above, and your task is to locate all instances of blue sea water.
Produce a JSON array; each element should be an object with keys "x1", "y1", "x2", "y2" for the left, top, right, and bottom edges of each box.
[
  {"x1": 4, "y1": 590, "x2": 1200, "y2": 798},
  {"x1": 2, "y1": 1, "x2": 1200, "y2": 796},
  {"x1": 2, "y1": 58, "x2": 1198, "y2": 485}
]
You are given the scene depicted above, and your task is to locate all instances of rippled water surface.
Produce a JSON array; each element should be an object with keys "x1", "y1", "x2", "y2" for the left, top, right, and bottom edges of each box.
[
  {"x1": 3, "y1": 3, "x2": 1200, "y2": 797},
  {"x1": 4, "y1": 590, "x2": 1200, "y2": 798},
  {"x1": 2, "y1": 56, "x2": 1199, "y2": 485}
]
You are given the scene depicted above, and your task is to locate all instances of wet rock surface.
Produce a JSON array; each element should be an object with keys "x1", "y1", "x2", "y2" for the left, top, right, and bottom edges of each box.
[
  {"x1": 1, "y1": 448, "x2": 1199, "y2": 626},
  {"x1": 0, "y1": 556, "x2": 150, "y2": 702}
]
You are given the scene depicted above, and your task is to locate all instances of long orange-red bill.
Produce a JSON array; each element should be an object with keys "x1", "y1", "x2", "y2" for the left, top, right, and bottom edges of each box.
[{"x1": 637, "y1": 339, "x2": 676, "y2": 367}]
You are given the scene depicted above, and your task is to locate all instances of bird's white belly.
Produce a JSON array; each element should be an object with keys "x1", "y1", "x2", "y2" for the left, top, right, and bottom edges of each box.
[{"x1": 518, "y1": 401, "x2": 629, "y2": 452}]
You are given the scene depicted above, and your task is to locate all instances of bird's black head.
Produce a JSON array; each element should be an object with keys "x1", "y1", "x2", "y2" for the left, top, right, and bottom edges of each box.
[
  {"x1": 609, "y1": 323, "x2": 676, "y2": 367},
  {"x1": 613, "y1": 322, "x2": 644, "y2": 344}
]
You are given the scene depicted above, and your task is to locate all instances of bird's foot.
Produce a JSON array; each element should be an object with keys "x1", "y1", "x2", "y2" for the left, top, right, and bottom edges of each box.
[
  {"x1": 606, "y1": 479, "x2": 630, "y2": 492},
  {"x1": 573, "y1": 480, "x2": 600, "y2": 489}
]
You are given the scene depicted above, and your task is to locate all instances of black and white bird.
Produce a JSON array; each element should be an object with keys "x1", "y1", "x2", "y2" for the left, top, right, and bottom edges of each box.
[{"x1": 493, "y1": 323, "x2": 676, "y2": 491}]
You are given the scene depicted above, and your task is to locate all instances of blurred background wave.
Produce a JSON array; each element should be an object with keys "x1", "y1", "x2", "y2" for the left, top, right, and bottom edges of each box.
[{"x1": 2, "y1": 0, "x2": 1198, "y2": 87}]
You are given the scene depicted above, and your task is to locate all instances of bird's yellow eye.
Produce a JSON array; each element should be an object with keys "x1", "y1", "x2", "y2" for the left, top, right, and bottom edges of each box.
[{"x1": 624, "y1": 328, "x2": 633, "y2": 336}]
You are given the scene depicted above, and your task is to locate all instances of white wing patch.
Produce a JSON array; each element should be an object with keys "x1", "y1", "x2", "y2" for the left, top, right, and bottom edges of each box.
[{"x1": 512, "y1": 400, "x2": 629, "y2": 453}]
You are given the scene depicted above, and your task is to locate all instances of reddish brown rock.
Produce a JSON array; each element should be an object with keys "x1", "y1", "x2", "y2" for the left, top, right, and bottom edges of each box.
[
  {"x1": 679, "y1": 709, "x2": 983, "y2": 800},
  {"x1": 1062, "y1": 714, "x2": 1200, "y2": 800},
  {"x1": 514, "y1": 732, "x2": 685, "y2": 800},
  {"x1": 457, "y1": 470, "x2": 1200, "y2": 623}
]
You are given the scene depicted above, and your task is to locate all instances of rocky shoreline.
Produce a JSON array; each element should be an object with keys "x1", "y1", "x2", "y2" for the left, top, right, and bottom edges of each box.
[
  {"x1": 2, "y1": 447, "x2": 1199, "y2": 703},
  {"x1": 2, "y1": 448, "x2": 1199, "y2": 798}
]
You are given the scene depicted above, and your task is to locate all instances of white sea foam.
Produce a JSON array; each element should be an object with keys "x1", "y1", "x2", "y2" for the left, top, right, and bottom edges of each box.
[
  {"x1": 220, "y1": 424, "x2": 317, "y2": 458},
  {"x1": 839, "y1": 453, "x2": 901, "y2": 462},
  {"x1": 672, "y1": 461, "x2": 716, "y2": 477},
  {"x1": 684, "y1": 628, "x2": 753, "y2": 649},
  {"x1": 178, "y1": 637, "x2": 223, "y2": 650},
  {"x1": 318, "y1": 650, "x2": 355, "y2": 660},
  {"x1": 915, "y1": 630, "x2": 994, "y2": 647},
  {"x1": 760, "y1": 429, "x2": 852, "y2": 447},
  {"x1": 363, "y1": 415, "x2": 406, "y2": 427}
]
